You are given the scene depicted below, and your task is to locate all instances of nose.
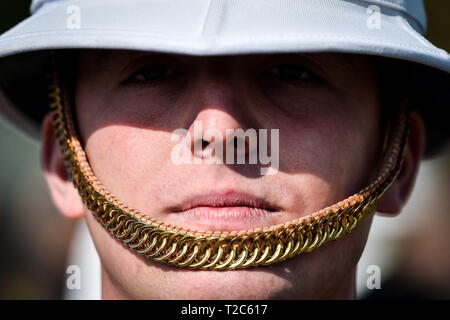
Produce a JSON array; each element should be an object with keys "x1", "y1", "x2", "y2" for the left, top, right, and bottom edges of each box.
[{"x1": 185, "y1": 74, "x2": 257, "y2": 163}]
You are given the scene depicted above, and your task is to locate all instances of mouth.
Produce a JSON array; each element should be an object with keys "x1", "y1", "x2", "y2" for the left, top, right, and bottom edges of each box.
[{"x1": 166, "y1": 191, "x2": 282, "y2": 231}]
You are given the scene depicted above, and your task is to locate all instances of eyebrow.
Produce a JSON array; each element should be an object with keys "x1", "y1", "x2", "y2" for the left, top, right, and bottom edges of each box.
[
  {"x1": 298, "y1": 52, "x2": 357, "y2": 73},
  {"x1": 95, "y1": 51, "x2": 114, "y2": 72},
  {"x1": 93, "y1": 50, "x2": 360, "y2": 79},
  {"x1": 95, "y1": 51, "x2": 109, "y2": 64},
  {"x1": 95, "y1": 50, "x2": 169, "y2": 72}
]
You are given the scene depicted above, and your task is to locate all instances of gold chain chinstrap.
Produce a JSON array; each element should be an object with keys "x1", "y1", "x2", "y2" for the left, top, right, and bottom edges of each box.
[{"x1": 47, "y1": 66, "x2": 410, "y2": 270}]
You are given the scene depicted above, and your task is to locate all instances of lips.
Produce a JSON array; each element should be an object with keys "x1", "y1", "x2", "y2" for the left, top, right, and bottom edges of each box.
[{"x1": 167, "y1": 192, "x2": 282, "y2": 231}]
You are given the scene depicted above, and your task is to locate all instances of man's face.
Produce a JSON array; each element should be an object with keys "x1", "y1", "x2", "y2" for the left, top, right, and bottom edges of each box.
[{"x1": 73, "y1": 50, "x2": 382, "y2": 299}]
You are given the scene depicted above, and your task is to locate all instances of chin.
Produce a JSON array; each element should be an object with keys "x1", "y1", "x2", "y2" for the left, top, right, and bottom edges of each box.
[{"x1": 157, "y1": 266, "x2": 295, "y2": 300}]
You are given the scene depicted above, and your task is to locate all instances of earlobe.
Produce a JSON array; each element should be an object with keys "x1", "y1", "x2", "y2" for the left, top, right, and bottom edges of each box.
[
  {"x1": 42, "y1": 114, "x2": 85, "y2": 219},
  {"x1": 376, "y1": 110, "x2": 425, "y2": 215}
]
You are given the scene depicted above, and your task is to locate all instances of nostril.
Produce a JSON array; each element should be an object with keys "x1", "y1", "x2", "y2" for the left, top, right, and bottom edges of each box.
[
  {"x1": 202, "y1": 139, "x2": 209, "y2": 149},
  {"x1": 232, "y1": 136, "x2": 248, "y2": 154}
]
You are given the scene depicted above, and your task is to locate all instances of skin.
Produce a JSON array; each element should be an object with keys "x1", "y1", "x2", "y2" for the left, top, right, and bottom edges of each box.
[{"x1": 42, "y1": 50, "x2": 424, "y2": 299}]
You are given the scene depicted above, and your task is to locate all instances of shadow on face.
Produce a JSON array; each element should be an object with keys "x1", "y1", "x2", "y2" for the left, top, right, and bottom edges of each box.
[
  {"x1": 72, "y1": 49, "x2": 382, "y2": 224},
  {"x1": 60, "y1": 49, "x2": 384, "y2": 299}
]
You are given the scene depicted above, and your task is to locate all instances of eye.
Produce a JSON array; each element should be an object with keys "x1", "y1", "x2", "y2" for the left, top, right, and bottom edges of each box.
[
  {"x1": 261, "y1": 63, "x2": 320, "y2": 83},
  {"x1": 125, "y1": 64, "x2": 184, "y2": 87}
]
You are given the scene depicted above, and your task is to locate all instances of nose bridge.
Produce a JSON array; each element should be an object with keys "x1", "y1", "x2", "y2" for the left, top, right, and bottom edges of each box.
[
  {"x1": 185, "y1": 63, "x2": 257, "y2": 160},
  {"x1": 198, "y1": 61, "x2": 237, "y2": 112},
  {"x1": 191, "y1": 63, "x2": 248, "y2": 134}
]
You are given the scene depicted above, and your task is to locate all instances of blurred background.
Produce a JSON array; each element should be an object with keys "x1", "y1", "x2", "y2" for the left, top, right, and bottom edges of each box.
[{"x1": 0, "y1": 0, "x2": 449, "y2": 299}]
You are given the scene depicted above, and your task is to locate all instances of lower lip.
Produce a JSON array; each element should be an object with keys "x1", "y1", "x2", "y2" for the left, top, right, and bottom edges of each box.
[{"x1": 169, "y1": 206, "x2": 281, "y2": 231}]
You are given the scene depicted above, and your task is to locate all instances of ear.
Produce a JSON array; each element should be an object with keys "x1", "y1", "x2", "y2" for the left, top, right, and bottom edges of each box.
[
  {"x1": 376, "y1": 110, "x2": 425, "y2": 216},
  {"x1": 41, "y1": 114, "x2": 85, "y2": 219}
]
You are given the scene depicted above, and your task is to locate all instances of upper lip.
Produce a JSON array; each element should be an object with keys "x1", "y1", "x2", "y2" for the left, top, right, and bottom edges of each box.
[{"x1": 168, "y1": 191, "x2": 280, "y2": 213}]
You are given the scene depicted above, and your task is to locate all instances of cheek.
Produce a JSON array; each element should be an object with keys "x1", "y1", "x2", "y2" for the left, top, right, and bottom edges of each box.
[
  {"x1": 277, "y1": 107, "x2": 368, "y2": 190},
  {"x1": 74, "y1": 81, "x2": 184, "y2": 209},
  {"x1": 83, "y1": 124, "x2": 173, "y2": 206},
  {"x1": 270, "y1": 89, "x2": 382, "y2": 212}
]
